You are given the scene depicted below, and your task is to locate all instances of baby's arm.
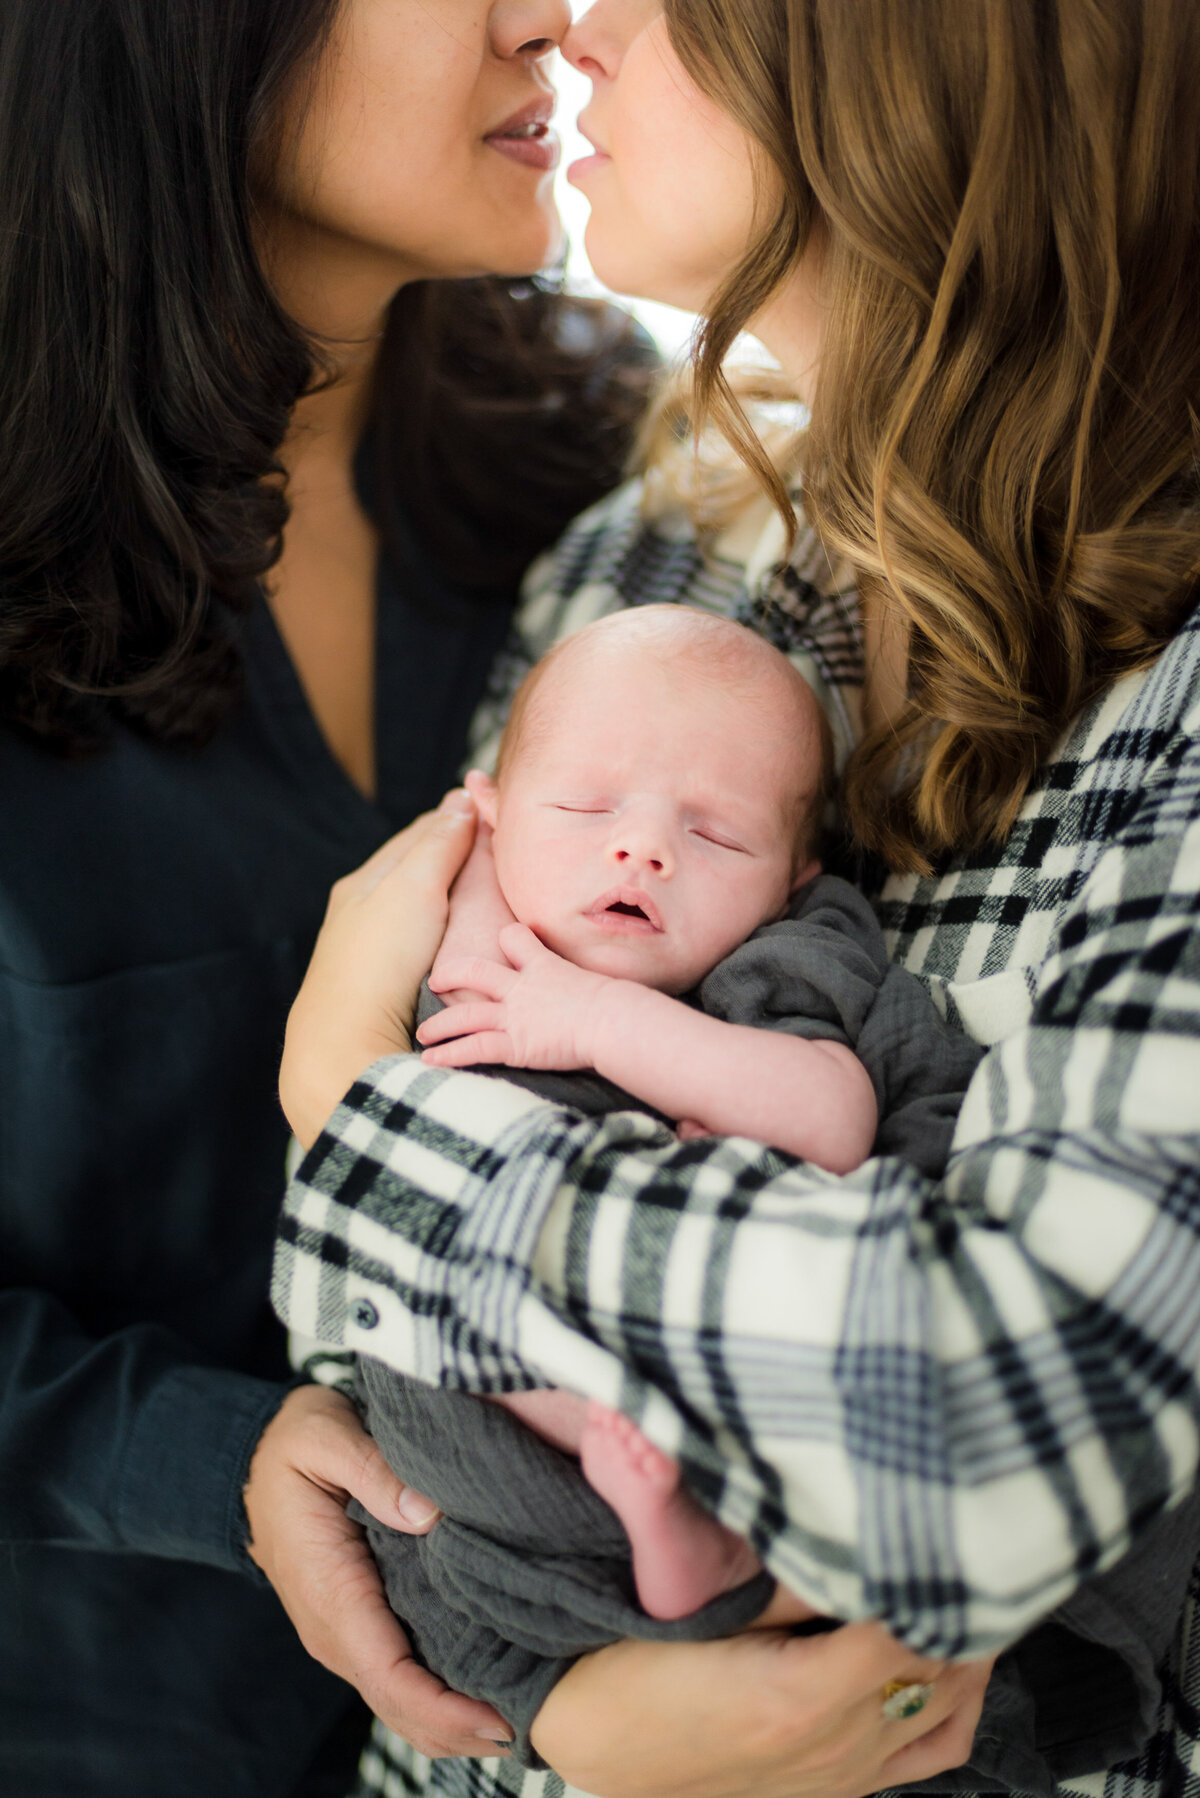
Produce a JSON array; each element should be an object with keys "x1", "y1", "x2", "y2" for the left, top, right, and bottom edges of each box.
[
  {"x1": 592, "y1": 992, "x2": 876, "y2": 1174},
  {"x1": 419, "y1": 926, "x2": 877, "y2": 1176}
]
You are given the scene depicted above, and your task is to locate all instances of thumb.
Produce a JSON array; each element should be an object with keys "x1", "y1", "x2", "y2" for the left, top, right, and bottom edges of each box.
[
  {"x1": 422, "y1": 789, "x2": 479, "y2": 872},
  {"x1": 497, "y1": 922, "x2": 544, "y2": 969},
  {"x1": 341, "y1": 1429, "x2": 442, "y2": 1535},
  {"x1": 373, "y1": 792, "x2": 477, "y2": 903},
  {"x1": 436, "y1": 786, "x2": 478, "y2": 821}
]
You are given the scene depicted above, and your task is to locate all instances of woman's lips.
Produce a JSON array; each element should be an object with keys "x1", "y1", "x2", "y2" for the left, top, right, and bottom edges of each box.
[
  {"x1": 566, "y1": 150, "x2": 611, "y2": 185},
  {"x1": 485, "y1": 100, "x2": 560, "y2": 172},
  {"x1": 569, "y1": 111, "x2": 611, "y2": 185},
  {"x1": 486, "y1": 125, "x2": 561, "y2": 172}
]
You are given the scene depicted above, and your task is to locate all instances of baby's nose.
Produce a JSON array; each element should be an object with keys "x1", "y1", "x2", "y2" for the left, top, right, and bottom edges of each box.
[
  {"x1": 614, "y1": 844, "x2": 666, "y2": 872},
  {"x1": 609, "y1": 818, "x2": 673, "y2": 876}
]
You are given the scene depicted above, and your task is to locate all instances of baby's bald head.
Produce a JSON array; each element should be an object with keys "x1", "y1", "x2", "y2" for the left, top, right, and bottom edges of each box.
[{"x1": 495, "y1": 607, "x2": 831, "y2": 867}]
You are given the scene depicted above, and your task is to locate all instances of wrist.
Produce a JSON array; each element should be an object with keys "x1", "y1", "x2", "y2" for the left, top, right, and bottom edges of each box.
[
  {"x1": 281, "y1": 1021, "x2": 411, "y2": 1150},
  {"x1": 588, "y1": 975, "x2": 648, "y2": 1076}
]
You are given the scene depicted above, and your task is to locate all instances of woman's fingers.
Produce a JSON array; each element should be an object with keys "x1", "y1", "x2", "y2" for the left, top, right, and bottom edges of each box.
[
  {"x1": 281, "y1": 794, "x2": 478, "y2": 1147},
  {"x1": 781, "y1": 1615, "x2": 943, "y2": 1700},
  {"x1": 244, "y1": 1385, "x2": 513, "y2": 1757},
  {"x1": 329, "y1": 790, "x2": 477, "y2": 907},
  {"x1": 878, "y1": 1656, "x2": 994, "y2": 1786},
  {"x1": 531, "y1": 1618, "x2": 981, "y2": 1798}
]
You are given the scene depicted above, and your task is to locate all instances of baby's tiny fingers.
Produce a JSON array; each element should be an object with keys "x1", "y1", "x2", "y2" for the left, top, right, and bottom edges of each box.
[
  {"x1": 428, "y1": 956, "x2": 514, "y2": 998},
  {"x1": 423, "y1": 1031, "x2": 513, "y2": 1069},
  {"x1": 417, "y1": 1003, "x2": 502, "y2": 1045},
  {"x1": 496, "y1": 922, "x2": 548, "y2": 968}
]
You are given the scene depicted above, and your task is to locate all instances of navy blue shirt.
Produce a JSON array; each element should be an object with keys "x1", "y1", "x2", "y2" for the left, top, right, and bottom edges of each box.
[{"x1": 0, "y1": 517, "x2": 515, "y2": 1794}]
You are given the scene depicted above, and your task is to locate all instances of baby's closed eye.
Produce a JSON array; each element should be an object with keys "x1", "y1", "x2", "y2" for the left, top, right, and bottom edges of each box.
[{"x1": 689, "y1": 827, "x2": 748, "y2": 852}]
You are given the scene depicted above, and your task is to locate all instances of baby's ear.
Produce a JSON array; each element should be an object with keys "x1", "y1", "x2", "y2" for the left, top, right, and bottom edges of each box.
[
  {"x1": 789, "y1": 855, "x2": 821, "y2": 895},
  {"x1": 464, "y1": 767, "x2": 499, "y2": 829}
]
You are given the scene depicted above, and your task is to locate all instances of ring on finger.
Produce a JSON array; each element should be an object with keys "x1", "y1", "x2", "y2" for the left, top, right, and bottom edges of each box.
[{"x1": 881, "y1": 1678, "x2": 936, "y2": 1721}]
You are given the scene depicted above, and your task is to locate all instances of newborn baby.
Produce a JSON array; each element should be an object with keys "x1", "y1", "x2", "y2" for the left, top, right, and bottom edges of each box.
[
  {"x1": 418, "y1": 606, "x2": 871, "y2": 1620},
  {"x1": 353, "y1": 606, "x2": 982, "y2": 1761}
]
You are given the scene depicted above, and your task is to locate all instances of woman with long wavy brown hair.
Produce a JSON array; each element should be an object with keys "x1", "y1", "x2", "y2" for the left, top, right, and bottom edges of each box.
[{"x1": 274, "y1": 3, "x2": 1200, "y2": 1798}]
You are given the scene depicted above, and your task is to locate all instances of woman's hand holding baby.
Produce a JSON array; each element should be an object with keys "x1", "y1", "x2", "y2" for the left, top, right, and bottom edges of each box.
[
  {"x1": 531, "y1": 1624, "x2": 994, "y2": 1798},
  {"x1": 244, "y1": 1385, "x2": 512, "y2": 1758},
  {"x1": 280, "y1": 791, "x2": 478, "y2": 1149},
  {"x1": 422, "y1": 924, "x2": 614, "y2": 1070}
]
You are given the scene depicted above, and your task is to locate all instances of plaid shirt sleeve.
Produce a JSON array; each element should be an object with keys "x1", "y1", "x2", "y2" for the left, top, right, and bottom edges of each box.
[{"x1": 274, "y1": 702, "x2": 1200, "y2": 1662}]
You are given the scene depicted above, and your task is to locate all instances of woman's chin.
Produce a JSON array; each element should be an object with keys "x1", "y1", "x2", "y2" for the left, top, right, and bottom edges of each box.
[
  {"x1": 495, "y1": 202, "x2": 565, "y2": 279},
  {"x1": 580, "y1": 236, "x2": 698, "y2": 316},
  {"x1": 458, "y1": 218, "x2": 564, "y2": 284}
]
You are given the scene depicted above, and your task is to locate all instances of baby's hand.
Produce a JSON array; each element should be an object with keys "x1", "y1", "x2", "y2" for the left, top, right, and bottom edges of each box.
[{"x1": 418, "y1": 925, "x2": 612, "y2": 1072}]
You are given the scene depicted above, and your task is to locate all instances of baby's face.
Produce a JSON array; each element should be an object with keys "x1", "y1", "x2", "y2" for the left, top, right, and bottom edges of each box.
[{"x1": 487, "y1": 651, "x2": 819, "y2": 995}]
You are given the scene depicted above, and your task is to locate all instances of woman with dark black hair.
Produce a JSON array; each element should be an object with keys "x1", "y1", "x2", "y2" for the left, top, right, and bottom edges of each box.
[{"x1": 0, "y1": 2, "x2": 653, "y2": 1792}]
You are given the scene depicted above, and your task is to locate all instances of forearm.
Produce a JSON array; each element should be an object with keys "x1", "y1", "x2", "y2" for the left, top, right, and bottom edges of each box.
[
  {"x1": 277, "y1": 1059, "x2": 1200, "y2": 1656},
  {"x1": 0, "y1": 1287, "x2": 287, "y2": 1568},
  {"x1": 590, "y1": 982, "x2": 877, "y2": 1172}
]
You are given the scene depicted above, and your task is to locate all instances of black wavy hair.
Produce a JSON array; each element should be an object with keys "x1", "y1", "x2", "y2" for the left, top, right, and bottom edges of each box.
[{"x1": 0, "y1": 0, "x2": 653, "y2": 751}]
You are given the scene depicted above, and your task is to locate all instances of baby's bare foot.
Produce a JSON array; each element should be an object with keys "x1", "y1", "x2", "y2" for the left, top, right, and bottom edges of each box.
[{"x1": 579, "y1": 1402, "x2": 762, "y2": 1620}]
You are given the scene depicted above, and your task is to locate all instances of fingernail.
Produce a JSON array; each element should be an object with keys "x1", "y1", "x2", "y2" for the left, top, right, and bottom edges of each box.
[
  {"x1": 397, "y1": 1487, "x2": 440, "y2": 1527},
  {"x1": 476, "y1": 1730, "x2": 514, "y2": 1745},
  {"x1": 438, "y1": 788, "x2": 474, "y2": 815}
]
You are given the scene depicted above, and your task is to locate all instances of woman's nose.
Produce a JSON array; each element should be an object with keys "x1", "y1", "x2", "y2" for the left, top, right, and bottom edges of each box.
[
  {"x1": 561, "y1": 0, "x2": 620, "y2": 77},
  {"x1": 494, "y1": 0, "x2": 573, "y2": 60}
]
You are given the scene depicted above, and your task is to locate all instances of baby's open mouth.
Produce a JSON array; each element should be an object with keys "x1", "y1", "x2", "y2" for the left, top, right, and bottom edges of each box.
[{"x1": 587, "y1": 888, "x2": 664, "y2": 933}]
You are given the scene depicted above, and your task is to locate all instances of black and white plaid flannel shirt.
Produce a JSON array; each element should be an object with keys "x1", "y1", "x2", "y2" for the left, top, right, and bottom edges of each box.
[{"x1": 274, "y1": 481, "x2": 1200, "y2": 1798}]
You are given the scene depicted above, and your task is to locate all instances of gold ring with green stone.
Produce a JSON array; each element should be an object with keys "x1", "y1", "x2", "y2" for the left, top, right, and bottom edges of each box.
[{"x1": 881, "y1": 1679, "x2": 936, "y2": 1721}]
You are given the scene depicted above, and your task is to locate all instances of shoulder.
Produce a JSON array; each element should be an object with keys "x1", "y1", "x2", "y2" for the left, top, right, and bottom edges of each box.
[
  {"x1": 696, "y1": 875, "x2": 888, "y2": 1035},
  {"x1": 784, "y1": 872, "x2": 887, "y2": 944},
  {"x1": 878, "y1": 603, "x2": 1200, "y2": 1038}
]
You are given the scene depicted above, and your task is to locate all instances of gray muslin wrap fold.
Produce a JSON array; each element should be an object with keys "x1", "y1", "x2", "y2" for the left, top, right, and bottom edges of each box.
[{"x1": 349, "y1": 1363, "x2": 775, "y2": 1767}]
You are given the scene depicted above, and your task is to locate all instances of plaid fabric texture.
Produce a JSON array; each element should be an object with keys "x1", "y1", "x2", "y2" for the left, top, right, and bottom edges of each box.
[{"x1": 274, "y1": 480, "x2": 1200, "y2": 1798}]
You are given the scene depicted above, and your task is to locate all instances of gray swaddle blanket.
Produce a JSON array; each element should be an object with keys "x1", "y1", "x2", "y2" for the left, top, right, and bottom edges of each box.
[{"x1": 351, "y1": 876, "x2": 984, "y2": 1765}]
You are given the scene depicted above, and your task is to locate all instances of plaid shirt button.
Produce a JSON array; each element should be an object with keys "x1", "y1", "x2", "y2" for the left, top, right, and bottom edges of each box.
[{"x1": 351, "y1": 1298, "x2": 379, "y2": 1331}]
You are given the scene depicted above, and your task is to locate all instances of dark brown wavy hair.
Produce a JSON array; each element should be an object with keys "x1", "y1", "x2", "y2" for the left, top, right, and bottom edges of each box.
[
  {"x1": 0, "y1": 0, "x2": 653, "y2": 753},
  {"x1": 665, "y1": 0, "x2": 1200, "y2": 873}
]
